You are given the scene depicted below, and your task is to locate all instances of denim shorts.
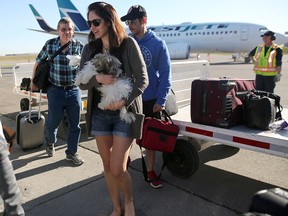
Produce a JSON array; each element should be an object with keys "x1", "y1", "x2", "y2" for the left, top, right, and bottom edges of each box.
[{"x1": 91, "y1": 110, "x2": 130, "y2": 138}]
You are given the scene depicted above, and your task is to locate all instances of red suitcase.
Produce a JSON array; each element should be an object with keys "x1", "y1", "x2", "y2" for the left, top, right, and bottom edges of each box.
[{"x1": 191, "y1": 78, "x2": 255, "y2": 128}]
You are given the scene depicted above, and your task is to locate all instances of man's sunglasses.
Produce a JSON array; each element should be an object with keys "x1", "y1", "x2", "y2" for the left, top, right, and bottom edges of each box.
[
  {"x1": 60, "y1": 28, "x2": 73, "y2": 33},
  {"x1": 87, "y1": 19, "x2": 103, "y2": 28},
  {"x1": 125, "y1": 19, "x2": 138, "y2": 26}
]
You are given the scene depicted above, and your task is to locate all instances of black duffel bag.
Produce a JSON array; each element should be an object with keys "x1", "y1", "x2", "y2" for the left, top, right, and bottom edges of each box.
[
  {"x1": 33, "y1": 41, "x2": 70, "y2": 91},
  {"x1": 33, "y1": 59, "x2": 51, "y2": 90},
  {"x1": 242, "y1": 90, "x2": 282, "y2": 130}
]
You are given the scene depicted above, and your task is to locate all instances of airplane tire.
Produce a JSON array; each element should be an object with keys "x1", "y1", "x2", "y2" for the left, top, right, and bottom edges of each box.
[
  {"x1": 244, "y1": 57, "x2": 251, "y2": 63},
  {"x1": 162, "y1": 139, "x2": 200, "y2": 178}
]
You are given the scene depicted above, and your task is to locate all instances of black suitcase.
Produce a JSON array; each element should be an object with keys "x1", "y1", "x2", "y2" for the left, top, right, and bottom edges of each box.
[
  {"x1": 191, "y1": 78, "x2": 255, "y2": 128},
  {"x1": 16, "y1": 90, "x2": 45, "y2": 150},
  {"x1": 248, "y1": 188, "x2": 288, "y2": 216}
]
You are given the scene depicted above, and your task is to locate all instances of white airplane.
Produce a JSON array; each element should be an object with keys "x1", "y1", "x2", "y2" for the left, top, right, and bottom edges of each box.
[
  {"x1": 150, "y1": 22, "x2": 287, "y2": 62},
  {"x1": 28, "y1": 0, "x2": 287, "y2": 62}
]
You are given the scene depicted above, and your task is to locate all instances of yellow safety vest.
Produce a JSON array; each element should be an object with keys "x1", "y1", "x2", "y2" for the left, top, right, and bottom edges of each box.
[{"x1": 253, "y1": 43, "x2": 279, "y2": 76}]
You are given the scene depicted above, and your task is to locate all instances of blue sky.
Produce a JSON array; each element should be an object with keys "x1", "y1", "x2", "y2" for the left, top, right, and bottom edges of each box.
[{"x1": 0, "y1": 0, "x2": 287, "y2": 55}]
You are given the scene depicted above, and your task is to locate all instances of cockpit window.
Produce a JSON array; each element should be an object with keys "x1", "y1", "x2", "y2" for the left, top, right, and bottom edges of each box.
[{"x1": 259, "y1": 27, "x2": 269, "y2": 33}]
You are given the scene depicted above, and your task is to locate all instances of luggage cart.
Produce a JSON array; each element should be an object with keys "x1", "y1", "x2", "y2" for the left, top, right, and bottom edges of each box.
[
  {"x1": 165, "y1": 103, "x2": 288, "y2": 179},
  {"x1": 12, "y1": 62, "x2": 87, "y2": 111},
  {"x1": 161, "y1": 62, "x2": 288, "y2": 178},
  {"x1": 12, "y1": 62, "x2": 46, "y2": 111},
  {"x1": 12, "y1": 62, "x2": 88, "y2": 140}
]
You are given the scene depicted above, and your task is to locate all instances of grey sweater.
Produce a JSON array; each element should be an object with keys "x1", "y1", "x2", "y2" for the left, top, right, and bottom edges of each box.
[{"x1": 79, "y1": 36, "x2": 148, "y2": 139}]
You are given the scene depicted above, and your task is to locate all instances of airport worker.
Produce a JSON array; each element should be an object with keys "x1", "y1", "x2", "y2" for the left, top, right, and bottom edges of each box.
[
  {"x1": 31, "y1": 17, "x2": 85, "y2": 165},
  {"x1": 121, "y1": 5, "x2": 172, "y2": 189},
  {"x1": 249, "y1": 31, "x2": 283, "y2": 93},
  {"x1": 79, "y1": 2, "x2": 148, "y2": 215},
  {"x1": 0, "y1": 120, "x2": 25, "y2": 216}
]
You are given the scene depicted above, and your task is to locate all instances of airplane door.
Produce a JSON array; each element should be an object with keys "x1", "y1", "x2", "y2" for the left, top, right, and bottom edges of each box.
[{"x1": 240, "y1": 25, "x2": 249, "y2": 41}]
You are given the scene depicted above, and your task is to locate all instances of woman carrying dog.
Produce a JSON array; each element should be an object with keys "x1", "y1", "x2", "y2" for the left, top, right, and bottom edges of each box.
[{"x1": 79, "y1": 2, "x2": 148, "y2": 216}]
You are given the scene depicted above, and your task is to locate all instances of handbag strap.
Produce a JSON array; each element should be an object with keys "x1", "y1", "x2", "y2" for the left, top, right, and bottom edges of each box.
[
  {"x1": 161, "y1": 110, "x2": 175, "y2": 124},
  {"x1": 139, "y1": 146, "x2": 167, "y2": 182},
  {"x1": 47, "y1": 41, "x2": 71, "y2": 64},
  {"x1": 138, "y1": 110, "x2": 175, "y2": 182}
]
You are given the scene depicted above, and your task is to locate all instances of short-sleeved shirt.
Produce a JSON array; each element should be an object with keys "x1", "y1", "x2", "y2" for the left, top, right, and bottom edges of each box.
[
  {"x1": 36, "y1": 37, "x2": 84, "y2": 87},
  {"x1": 249, "y1": 44, "x2": 283, "y2": 67}
]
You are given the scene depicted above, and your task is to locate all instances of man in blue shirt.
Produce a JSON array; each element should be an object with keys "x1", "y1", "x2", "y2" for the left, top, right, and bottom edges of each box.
[
  {"x1": 121, "y1": 5, "x2": 172, "y2": 188},
  {"x1": 31, "y1": 17, "x2": 84, "y2": 165}
]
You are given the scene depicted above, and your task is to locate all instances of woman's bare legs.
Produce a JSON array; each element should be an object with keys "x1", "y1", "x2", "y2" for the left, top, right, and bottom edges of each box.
[
  {"x1": 111, "y1": 136, "x2": 134, "y2": 216},
  {"x1": 96, "y1": 135, "x2": 122, "y2": 216},
  {"x1": 96, "y1": 135, "x2": 134, "y2": 216}
]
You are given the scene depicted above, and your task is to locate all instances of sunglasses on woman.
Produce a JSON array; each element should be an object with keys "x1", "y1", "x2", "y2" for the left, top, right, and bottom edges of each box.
[{"x1": 87, "y1": 19, "x2": 103, "y2": 28}]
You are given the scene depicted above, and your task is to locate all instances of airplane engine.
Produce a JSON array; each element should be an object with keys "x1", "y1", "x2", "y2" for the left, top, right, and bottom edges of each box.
[{"x1": 167, "y1": 43, "x2": 190, "y2": 60}]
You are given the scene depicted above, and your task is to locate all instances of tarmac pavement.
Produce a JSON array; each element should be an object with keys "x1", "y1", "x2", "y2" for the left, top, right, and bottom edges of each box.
[
  {"x1": 1, "y1": 54, "x2": 288, "y2": 216},
  {"x1": 1, "y1": 113, "x2": 240, "y2": 216}
]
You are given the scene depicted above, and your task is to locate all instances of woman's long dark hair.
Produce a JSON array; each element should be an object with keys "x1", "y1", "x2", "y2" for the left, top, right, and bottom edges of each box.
[{"x1": 87, "y1": 2, "x2": 127, "y2": 57}]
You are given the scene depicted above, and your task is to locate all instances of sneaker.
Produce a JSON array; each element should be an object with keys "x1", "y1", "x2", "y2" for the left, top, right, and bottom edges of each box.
[
  {"x1": 46, "y1": 144, "x2": 55, "y2": 157},
  {"x1": 66, "y1": 154, "x2": 84, "y2": 166},
  {"x1": 147, "y1": 170, "x2": 163, "y2": 189}
]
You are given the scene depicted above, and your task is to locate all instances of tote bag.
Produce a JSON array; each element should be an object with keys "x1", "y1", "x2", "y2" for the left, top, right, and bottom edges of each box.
[{"x1": 136, "y1": 111, "x2": 179, "y2": 153}]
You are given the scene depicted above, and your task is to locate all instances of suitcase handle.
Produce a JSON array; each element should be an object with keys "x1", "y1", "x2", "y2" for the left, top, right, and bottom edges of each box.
[
  {"x1": 28, "y1": 89, "x2": 42, "y2": 122},
  {"x1": 202, "y1": 92, "x2": 207, "y2": 114}
]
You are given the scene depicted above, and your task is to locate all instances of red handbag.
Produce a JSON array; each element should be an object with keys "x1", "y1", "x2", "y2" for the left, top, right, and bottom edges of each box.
[{"x1": 136, "y1": 111, "x2": 179, "y2": 153}]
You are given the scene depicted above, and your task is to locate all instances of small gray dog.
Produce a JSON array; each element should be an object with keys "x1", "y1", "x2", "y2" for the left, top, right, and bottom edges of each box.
[{"x1": 75, "y1": 53, "x2": 135, "y2": 123}]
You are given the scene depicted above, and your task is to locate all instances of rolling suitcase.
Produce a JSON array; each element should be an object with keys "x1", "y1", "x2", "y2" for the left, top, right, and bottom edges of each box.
[
  {"x1": 191, "y1": 78, "x2": 255, "y2": 128},
  {"x1": 16, "y1": 90, "x2": 45, "y2": 150}
]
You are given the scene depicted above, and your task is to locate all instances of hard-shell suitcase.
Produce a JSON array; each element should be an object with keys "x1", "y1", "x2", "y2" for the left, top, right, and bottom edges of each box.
[
  {"x1": 191, "y1": 78, "x2": 255, "y2": 128},
  {"x1": 248, "y1": 188, "x2": 288, "y2": 216},
  {"x1": 16, "y1": 90, "x2": 45, "y2": 150}
]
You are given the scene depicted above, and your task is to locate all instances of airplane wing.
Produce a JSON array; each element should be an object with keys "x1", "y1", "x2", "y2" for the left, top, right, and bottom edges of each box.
[{"x1": 27, "y1": 28, "x2": 58, "y2": 35}]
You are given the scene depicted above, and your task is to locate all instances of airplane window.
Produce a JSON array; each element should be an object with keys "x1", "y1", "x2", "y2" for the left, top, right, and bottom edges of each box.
[
  {"x1": 218, "y1": 24, "x2": 228, "y2": 28},
  {"x1": 216, "y1": 32, "x2": 218, "y2": 34},
  {"x1": 207, "y1": 32, "x2": 210, "y2": 35},
  {"x1": 229, "y1": 31, "x2": 233, "y2": 34},
  {"x1": 234, "y1": 30, "x2": 237, "y2": 34},
  {"x1": 220, "y1": 31, "x2": 223, "y2": 34},
  {"x1": 211, "y1": 32, "x2": 214, "y2": 35},
  {"x1": 203, "y1": 32, "x2": 205, "y2": 35},
  {"x1": 225, "y1": 31, "x2": 228, "y2": 34},
  {"x1": 170, "y1": 33, "x2": 173, "y2": 36},
  {"x1": 194, "y1": 32, "x2": 197, "y2": 35},
  {"x1": 175, "y1": 33, "x2": 177, "y2": 36},
  {"x1": 178, "y1": 33, "x2": 180, "y2": 36}
]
